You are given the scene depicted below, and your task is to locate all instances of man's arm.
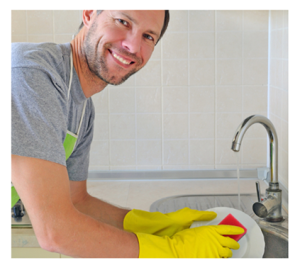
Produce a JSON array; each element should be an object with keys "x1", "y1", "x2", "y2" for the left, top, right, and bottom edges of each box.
[
  {"x1": 12, "y1": 155, "x2": 139, "y2": 258},
  {"x1": 69, "y1": 180, "x2": 130, "y2": 229}
]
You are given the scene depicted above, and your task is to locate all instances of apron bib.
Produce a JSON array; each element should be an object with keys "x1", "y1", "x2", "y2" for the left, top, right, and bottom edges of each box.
[{"x1": 11, "y1": 50, "x2": 87, "y2": 208}]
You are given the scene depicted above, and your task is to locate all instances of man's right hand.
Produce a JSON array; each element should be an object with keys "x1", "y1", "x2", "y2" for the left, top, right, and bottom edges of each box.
[{"x1": 136, "y1": 225, "x2": 244, "y2": 258}]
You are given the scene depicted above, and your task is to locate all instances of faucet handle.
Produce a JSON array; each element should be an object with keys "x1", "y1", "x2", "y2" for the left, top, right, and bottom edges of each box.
[{"x1": 255, "y1": 181, "x2": 261, "y2": 202}]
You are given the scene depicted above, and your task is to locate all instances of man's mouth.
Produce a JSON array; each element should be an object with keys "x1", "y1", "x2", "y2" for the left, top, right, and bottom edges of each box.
[{"x1": 108, "y1": 49, "x2": 135, "y2": 66}]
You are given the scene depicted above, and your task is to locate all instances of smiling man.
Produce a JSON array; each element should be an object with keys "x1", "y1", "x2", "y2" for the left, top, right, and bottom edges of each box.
[{"x1": 11, "y1": 10, "x2": 243, "y2": 258}]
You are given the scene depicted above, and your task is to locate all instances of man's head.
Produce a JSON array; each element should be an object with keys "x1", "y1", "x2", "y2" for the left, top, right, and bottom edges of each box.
[{"x1": 79, "y1": 10, "x2": 169, "y2": 86}]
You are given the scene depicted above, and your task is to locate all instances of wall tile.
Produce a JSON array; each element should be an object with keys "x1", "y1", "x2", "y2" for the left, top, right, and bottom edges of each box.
[
  {"x1": 270, "y1": 59, "x2": 283, "y2": 88},
  {"x1": 110, "y1": 140, "x2": 136, "y2": 166},
  {"x1": 217, "y1": 32, "x2": 242, "y2": 59},
  {"x1": 281, "y1": 90, "x2": 288, "y2": 122},
  {"x1": 190, "y1": 86, "x2": 215, "y2": 113},
  {"x1": 270, "y1": 11, "x2": 283, "y2": 30},
  {"x1": 163, "y1": 60, "x2": 188, "y2": 86},
  {"x1": 136, "y1": 60, "x2": 161, "y2": 86},
  {"x1": 242, "y1": 138, "x2": 267, "y2": 164},
  {"x1": 54, "y1": 10, "x2": 80, "y2": 34},
  {"x1": 189, "y1": 10, "x2": 215, "y2": 32},
  {"x1": 190, "y1": 113, "x2": 214, "y2": 138},
  {"x1": 216, "y1": 11, "x2": 243, "y2": 32},
  {"x1": 163, "y1": 32, "x2": 188, "y2": 59},
  {"x1": 110, "y1": 114, "x2": 135, "y2": 140},
  {"x1": 243, "y1": 86, "x2": 268, "y2": 112},
  {"x1": 278, "y1": 148, "x2": 288, "y2": 187},
  {"x1": 216, "y1": 59, "x2": 242, "y2": 85},
  {"x1": 282, "y1": 27, "x2": 288, "y2": 59},
  {"x1": 28, "y1": 35, "x2": 54, "y2": 43},
  {"x1": 27, "y1": 10, "x2": 53, "y2": 35},
  {"x1": 11, "y1": 35, "x2": 27, "y2": 43},
  {"x1": 55, "y1": 35, "x2": 73, "y2": 44},
  {"x1": 109, "y1": 88, "x2": 135, "y2": 113},
  {"x1": 168, "y1": 10, "x2": 188, "y2": 32},
  {"x1": 281, "y1": 120, "x2": 288, "y2": 153},
  {"x1": 189, "y1": 32, "x2": 215, "y2": 59},
  {"x1": 136, "y1": 87, "x2": 161, "y2": 113},
  {"x1": 163, "y1": 87, "x2": 188, "y2": 113},
  {"x1": 89, "y1": 140, "x2": 109, "y2": 166},
  {"x1": 216, "y1": 86, "x2": 242, "y2": 112},
  {"x1": 93, "y1": 114, "x2": 109, "y2": 140},
  {"x1": 217, "y1": 113, "x2": 242, "y2": 138},
  {"x1": 137, "y1": 140, "x2": 162, "y2": 165},
  {"x1": 92, "y1": 88, "x2": 108, "y2": 114},
  {"x1": 190, "y1": 140, "x2": 214, "y2": 165},
  {"x1": 243, "y1": 11, "x2": 269, "y2": 32},
  {"x1": 151, "y1": 42, "x2": 161, "y2": 60},
  {"x1": 190, "y1": 59, "x2": 215, "y2": 86},
  {"x1": 270, "y1": 29, "x2": 283, "y2": 59},
  {"x1": 243, "y1": 31, "x2": 268, "y2": 58},
  {"x1": 164, "y1": 140, "x2": 189, "y2": 165},
  {"x1": 163, "y1": 114, "x2": 188, "y2": 139},
  {"x1": 216, "y1": 139, "x2": 239, "y2": 165},
  {"x1": 137, "y1": 114, "x2": 161, "y2": 139},
  {"x1": 243, "y1": 58, "x2": 268, "y2": 85},
  {"x1": 11, "y1": 10, "x2": 27, "y2": 35}
]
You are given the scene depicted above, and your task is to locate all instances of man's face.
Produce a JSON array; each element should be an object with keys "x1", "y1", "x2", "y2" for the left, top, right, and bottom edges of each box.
[{"x1": 83, "y1": 10, "x2": 165, "y2": 85}]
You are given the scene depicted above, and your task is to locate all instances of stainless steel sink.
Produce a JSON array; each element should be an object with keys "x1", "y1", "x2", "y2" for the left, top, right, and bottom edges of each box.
[{"x1": 150, "y1": 194, "x2": 288, "y2": 258}]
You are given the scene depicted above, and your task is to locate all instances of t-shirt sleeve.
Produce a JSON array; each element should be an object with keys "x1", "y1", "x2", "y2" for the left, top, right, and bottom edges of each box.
[
  {"x1": 66, "y1": 102, "x2": 95, "y2": 181},
  {"x1": 12, "y1": 67, "x2": 68, "y2": 166}
]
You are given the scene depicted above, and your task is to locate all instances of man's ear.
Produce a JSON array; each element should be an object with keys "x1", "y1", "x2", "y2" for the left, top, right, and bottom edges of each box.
[{"x1": 82, "y1": 10, "x2": 97, "y2": 29}]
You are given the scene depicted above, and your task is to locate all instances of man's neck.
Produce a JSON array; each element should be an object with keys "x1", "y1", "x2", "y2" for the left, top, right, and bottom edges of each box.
[{"x1": 70, "y1": 30, "x2": 108, "y2": 98}]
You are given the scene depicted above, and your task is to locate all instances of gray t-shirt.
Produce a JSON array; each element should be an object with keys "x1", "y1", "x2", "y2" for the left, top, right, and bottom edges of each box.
[{"x1": 11, "y1": 42, "x2": 95, "y2": 181}]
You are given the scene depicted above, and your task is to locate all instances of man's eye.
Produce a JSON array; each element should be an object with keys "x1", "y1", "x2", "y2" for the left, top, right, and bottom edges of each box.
[
  {"x1": 117, "y1": 19, "x2": 129, "y2": 26},
  {"x1": 144, "y1": 34, "x2": 154, "y2": 41}
]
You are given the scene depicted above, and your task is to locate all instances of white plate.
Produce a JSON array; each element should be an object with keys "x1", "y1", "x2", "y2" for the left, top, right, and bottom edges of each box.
[{"x1": 190, "y1": 207, "x2": 265, "y2": 258}]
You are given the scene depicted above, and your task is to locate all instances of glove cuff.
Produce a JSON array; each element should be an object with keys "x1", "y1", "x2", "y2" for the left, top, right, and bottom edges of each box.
[{"x1": 135, "y1": 232, "x2": 176, "y2": 258}]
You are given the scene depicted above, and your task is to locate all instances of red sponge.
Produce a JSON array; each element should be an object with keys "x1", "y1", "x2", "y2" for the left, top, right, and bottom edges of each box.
[{"x1": 218, "y1": 213, "x2": 247, "y2": 242}]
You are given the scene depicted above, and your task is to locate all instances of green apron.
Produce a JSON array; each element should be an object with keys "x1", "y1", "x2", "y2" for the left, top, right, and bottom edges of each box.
[{"x1": 11, "y1": 50, "x2": 87, "y2": 208}]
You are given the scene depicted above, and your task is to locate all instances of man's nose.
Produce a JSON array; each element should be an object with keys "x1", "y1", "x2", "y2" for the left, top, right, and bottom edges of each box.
[{"x1": 122, "y1": 32, "x2": 142, "y2": 54}]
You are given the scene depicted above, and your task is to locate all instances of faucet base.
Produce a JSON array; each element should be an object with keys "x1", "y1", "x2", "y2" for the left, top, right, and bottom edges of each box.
[{"x1": 266, "y1": 216, "x2": 284, "y2": 222}]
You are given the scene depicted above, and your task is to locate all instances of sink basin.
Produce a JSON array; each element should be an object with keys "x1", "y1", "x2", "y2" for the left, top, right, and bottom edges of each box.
[{"x1": 150, "y1": 194, "x2": 288, "y2": 258}]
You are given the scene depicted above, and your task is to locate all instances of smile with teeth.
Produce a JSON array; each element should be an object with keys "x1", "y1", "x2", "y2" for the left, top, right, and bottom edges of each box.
[{"x1": 112, "y1": 52, "x2": 131, "y2": 65}]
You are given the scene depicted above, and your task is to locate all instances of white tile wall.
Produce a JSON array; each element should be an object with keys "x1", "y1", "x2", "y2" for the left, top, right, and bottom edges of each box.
[
  {"x1": 269, "y1": 11, "x2": 289, "y2": 189},
  {"x1": 11, "y1": 10, "x2": 288, "y2": 177}
]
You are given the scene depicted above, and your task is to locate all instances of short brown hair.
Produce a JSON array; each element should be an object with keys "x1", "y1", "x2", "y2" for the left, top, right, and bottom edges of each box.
[{"x1": 77, "y1": 10, "x2": 170, "y2": 45}]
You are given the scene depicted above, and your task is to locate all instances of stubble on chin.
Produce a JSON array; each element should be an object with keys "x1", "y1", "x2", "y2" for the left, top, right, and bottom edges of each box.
[{"x1": 83, "y1": 38, "x2": 141, "y2": 86}]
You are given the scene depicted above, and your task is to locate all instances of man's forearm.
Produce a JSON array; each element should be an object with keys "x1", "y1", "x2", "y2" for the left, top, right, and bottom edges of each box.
[
  {"x1": 52, "y1": 208, "x2": 139, "y2": 258},
  {"x1": 73, "y1": 193, "x2": 130, "y2": 229}
]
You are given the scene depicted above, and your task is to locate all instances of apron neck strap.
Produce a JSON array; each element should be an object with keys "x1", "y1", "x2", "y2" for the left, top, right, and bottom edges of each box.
[{"x1": 67, "y1": 50, "x2": 73, "y2": 100}]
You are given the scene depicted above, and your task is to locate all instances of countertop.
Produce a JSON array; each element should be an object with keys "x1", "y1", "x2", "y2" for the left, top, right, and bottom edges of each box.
[{"x1": 11, "y1": 178, "x2": 266, "y2": 248}]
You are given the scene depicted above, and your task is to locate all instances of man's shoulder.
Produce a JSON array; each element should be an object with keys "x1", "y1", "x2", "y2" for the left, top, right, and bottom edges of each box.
[{"x1": 11, "y1": 42, "x2": 70, "y2": 71}]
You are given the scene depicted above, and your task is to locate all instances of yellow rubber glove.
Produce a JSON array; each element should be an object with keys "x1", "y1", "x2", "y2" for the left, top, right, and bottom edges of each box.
[
  {"x1": 124, "y1": 207, "x2": 217, "y2": 237},
  {"x1": 136, "y1": 225, "x2": 244, "y2": 258}
]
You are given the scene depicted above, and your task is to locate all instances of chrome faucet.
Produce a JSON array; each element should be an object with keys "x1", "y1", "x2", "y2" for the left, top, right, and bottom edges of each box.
[{"x1": 231, "y1": 115, "x2": 283, "y2": 222}]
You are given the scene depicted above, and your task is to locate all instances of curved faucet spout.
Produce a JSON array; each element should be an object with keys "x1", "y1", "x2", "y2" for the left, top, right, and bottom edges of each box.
[{"x1": 231, "y1": 115, "x2": 278, "y2": 190}]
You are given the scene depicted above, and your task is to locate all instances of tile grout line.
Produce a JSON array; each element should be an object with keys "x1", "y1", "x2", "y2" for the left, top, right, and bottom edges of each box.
[
  {"x1": 52, "y1": 11, "x2": 55, "y2": 43},
  {"x1": 161, "y1": 33, "x2": 164, "y2": 170},
  {"x1": 135, "y1": 75, "x2": 137, "y2": 170},
  {"x1": 267, "y1": 11, "x2": 272, "y2": 167},
  {"x1": 108, "y1": 88, "x2": 112, "y2": 170},
  {"x1": 188, "y1": 11, "x2": 190, "y2": 169},
  {"x1": 241, "y1": 11, "x2": 244, "y2": 166},
  {"x1": 214, "y1": 11, "x2": 218, "y2": 169},
  {"x1": 25, "y1": 11, "x2": 28, "y2": 42}
]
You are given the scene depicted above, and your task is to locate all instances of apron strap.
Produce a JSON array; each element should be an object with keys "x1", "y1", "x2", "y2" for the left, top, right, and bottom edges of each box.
[
  {"x1": 67, "y1": 50, "x2": 73, "y2": 100},
  {"x1": 76, "y1": 100, "x2": 87, "y2": 136}
]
